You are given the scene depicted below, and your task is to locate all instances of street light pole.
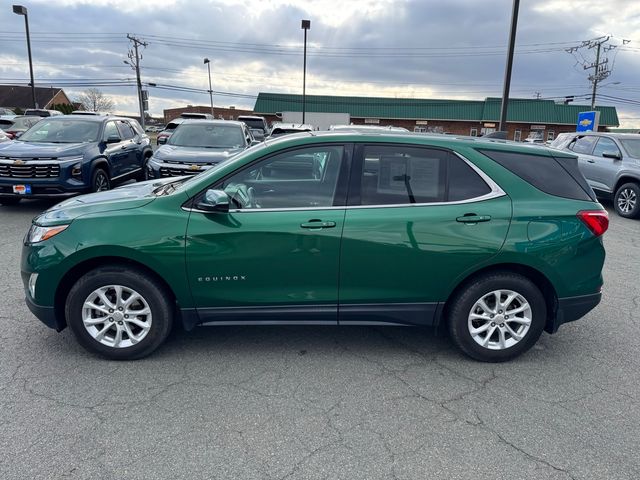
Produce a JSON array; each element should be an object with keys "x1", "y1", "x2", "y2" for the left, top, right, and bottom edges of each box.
[
  {"x1": 204, "y1": 58, "x2": 214, "y2": 117},
  {"x1": 301, "y1": 19, "x2": 311, "y2": 124},
  {"x1": 498, "y1": 0, "x2": 520, "y2": 134},
  {"x1": 13, "y1": 5, "x2": 37, "y2": 108}
]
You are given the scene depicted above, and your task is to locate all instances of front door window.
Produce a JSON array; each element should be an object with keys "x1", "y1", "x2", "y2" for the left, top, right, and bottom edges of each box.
[{"x1": 218, "y1": 145, "x2": 345, "y2": 209}]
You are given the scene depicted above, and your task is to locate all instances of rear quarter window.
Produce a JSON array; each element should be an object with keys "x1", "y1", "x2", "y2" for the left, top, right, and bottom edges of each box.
[{"x1": 477, "y1": 149, "x2": 595, "y2": 201}]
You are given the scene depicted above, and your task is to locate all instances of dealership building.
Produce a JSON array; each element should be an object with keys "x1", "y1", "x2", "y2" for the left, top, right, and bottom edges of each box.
[{"x1": 252, "y1": 92, "x2": 619, "y2": 141}]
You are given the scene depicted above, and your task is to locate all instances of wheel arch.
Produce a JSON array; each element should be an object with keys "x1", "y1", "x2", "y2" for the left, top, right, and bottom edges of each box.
[
  {"x1": 90, "y1": 156, "x2": 111, "y2": 176},
  {"x1": 439, "y1": 262, "x2": 558, "y2": 334},
  {"x1": 54, "y1": 255, "x2": 181, "y2": 331},
  {"x1": 614, "y1": 175, "x2": 640, "y2": 194}
]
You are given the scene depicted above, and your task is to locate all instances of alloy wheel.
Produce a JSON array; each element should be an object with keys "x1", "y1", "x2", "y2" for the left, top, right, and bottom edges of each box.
[
  {"x1": 94, "y1": 172, "x2": 109, "y2": 191},
  {"x1": 467, "y1": 289, "x2": 532, "y2": 350},
  {"x1": 617, "y1": 188, "x2": 637, "y2": 214},
  {"x1": 82, "y1": 285, "x2": 153, "y2": 348}
]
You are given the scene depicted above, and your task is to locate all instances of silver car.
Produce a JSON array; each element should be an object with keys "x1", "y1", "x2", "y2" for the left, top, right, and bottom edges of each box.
[{"x1": 551, "y1": 132, "x2": 640, "y2": 218}]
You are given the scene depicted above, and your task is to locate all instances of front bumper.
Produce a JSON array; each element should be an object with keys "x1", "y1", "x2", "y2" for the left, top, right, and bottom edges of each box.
[
  {"x1": 24, "y1": 294, "x2": 64, "y2": 331},
  {"x1": 546, "y1": 291, "x2": 602, "y2": 333},
  {"x1": 0, "y1": 156, "x2": 90, "y2": 197}
]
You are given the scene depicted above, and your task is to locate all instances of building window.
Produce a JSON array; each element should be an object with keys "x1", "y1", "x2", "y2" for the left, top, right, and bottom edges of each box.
[
  {"x1": 514, "y1": 130, "x2": 522, "y2": 142},
  {"x1": 470, "y1": 128, "x2": 478, "y2": 137},
  {"x1": 547, "y1": 131, "x2": 555, "y2": 141}
]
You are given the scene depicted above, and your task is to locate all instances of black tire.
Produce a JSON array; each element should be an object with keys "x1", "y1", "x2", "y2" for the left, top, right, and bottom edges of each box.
[
  {"x1": 0, "y1": 196, "x2": 21, "y2": 206},
  {"x1": 614, "y1": 182, "x2": 640, "y2": 219},
  {"x1": 91, "y1": 167, "x2": 110, "y2": 192},
  {"x1": 137, "y1": 153, "x2": 152, "y2": 181},
  {"x1": 65, "y1": 266, "x2": 173, "y2": 360},
  {"x1": 447, "y1": 272, "x2": 546, "y2": 362}
]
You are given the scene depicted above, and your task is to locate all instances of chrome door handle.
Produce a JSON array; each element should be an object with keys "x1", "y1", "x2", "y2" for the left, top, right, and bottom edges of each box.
[
  {"x1": 456, "y1": 214, "x2": 491, "y2": 223},
  {"x1": 300, "y1": 220, "x2": 336, "y2": 229},
  {"x1": 586, "y1": 159, "x2": 595, "y2": 163}
]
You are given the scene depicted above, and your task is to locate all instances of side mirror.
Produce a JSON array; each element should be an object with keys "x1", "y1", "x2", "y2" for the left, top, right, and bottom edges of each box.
[
  {"x1": 157, "y1": 136, "x2": 168, "y2": 145},
  {"x1": 602, "y1": 151, "x2": 621, "y2": 160},
  {"x1": 105, "y1": 135, "x2": 120, "y2": 144},
  {"x1": 195, "y1": 189, "x2": 229, "y2": 212}
]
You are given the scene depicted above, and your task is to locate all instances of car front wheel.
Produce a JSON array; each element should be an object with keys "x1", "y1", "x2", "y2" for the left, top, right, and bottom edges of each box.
[
  {"x1": 91, "y1": 167, "x2": 110, "y2": 192},
  {"x1": 614, "y1": 182, "x2": 640, "y2": 219},
  {"x1": 65, "y1": 266, "x2": 173, "y2": 360},
  {"x1": 448, "y1": 272, "x2": 546, "y2": 362}
]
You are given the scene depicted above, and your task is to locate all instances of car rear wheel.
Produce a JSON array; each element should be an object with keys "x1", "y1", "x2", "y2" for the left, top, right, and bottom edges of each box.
[
  {"x1": 91, "y1": 167, "x2": 110, "y2": 192},
  {"x1": 448, "y1": 272, "x2": 546, "y2": 362},
  {"x1": 0, "y1": 196, "x2": 21, "y2": 206},
  {"x1": 65, "y1": 266, "x2": 173, "y2": 360},
  {"x1": 614, "y1": 182, "x2": 640, "y2": 219}
]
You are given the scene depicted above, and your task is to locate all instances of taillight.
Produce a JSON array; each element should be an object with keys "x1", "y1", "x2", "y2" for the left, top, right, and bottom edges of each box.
[{"x1": 577, "y1": 210, "x2": 609, "y2": 236}]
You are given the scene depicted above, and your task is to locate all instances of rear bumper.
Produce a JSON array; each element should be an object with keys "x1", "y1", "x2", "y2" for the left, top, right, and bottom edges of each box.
[{"x1": 546, "y1": 292, "x2": 602, "y2": 333}]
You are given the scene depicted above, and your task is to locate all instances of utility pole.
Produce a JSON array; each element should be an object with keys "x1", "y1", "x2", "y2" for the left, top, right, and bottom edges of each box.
[
  {"x1": 533, "y1": 91, "x2": 542, "y2": 100},
  {"x1": 498, "y1": 0, "x2": 520, "y2": 133},
  {"x1": 589, "y1": 39, "x2": 605, "y2": 109},
  {"x1": 126, "y1": 34, "x2": 147, "y2": 129},
  {"x1": 565, "y1": 36, "x2": 628, "y2": 109}
]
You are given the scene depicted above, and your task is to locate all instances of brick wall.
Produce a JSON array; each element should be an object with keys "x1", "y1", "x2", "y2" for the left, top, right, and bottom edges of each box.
[{"x1": 163, "y1": 105, "x2": 254, "y2": 124}]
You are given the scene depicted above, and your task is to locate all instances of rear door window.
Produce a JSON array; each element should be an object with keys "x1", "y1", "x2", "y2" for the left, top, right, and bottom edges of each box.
[
  {"x1": 116, "y1": 121, "x2": 135, "y2": 140},
  {"x1": 591, "y1": 137, "x2": 621, "y2": 157},
  {"x1": 355, "y1": 145, "x2": 491, "y2": 205}
]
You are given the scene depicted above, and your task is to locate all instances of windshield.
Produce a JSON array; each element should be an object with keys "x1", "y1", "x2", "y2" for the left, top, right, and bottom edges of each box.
[
  {"x1": 168, "y1": 123, "x2": 245, "y2": 148},
  {"x1": 19, "y1": 119, "x2": 100, "y2": 143},
  {"x1": 11, "y1": 117, "x2": 41, "y2": 130},
  {"x1": 240, "y1": 118, "x2": 265, "y2": 129},
  {"x1": 621, "y1": 139, "x2": 640, "y2": 158}
]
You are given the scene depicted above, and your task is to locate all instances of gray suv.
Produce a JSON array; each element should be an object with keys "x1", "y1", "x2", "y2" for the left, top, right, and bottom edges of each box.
[{"x1": 551, "y1": 132, "x2": 640, "y2": 218}]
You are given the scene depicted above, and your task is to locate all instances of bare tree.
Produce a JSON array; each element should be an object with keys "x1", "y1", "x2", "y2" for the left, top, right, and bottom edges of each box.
[{"x1": 75, "y1": 88, "x2": 115, "y2": 112}]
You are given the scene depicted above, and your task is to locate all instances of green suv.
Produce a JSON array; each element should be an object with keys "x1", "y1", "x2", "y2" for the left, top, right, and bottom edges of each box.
[{"x1": 21, "y1": 133, "x2": 608, "y2": 362}]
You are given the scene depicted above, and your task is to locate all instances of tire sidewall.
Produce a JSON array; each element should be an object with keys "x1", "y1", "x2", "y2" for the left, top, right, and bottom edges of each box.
[
  {"x1": 91, "y1": 167, "x2": 110, "y2": 192},
  {"x1": 66, "y1": 268, "x2": 172, "y2": 360},
  {"x1": 614, "y1": 183, "x2": 640, "y2": 219},
  {"x1": 448, "y1": 273, "x2": 546, "y2": 362}
]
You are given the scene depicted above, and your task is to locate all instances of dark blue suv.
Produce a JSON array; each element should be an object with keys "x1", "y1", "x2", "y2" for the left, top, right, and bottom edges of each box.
[{"x1": 0, "y1": 115, "x2": 153, "y2": 205}]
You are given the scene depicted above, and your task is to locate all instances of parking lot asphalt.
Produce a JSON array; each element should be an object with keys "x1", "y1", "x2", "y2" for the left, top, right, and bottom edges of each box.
[{"x1": 1, "y1": 200, "x2": 639, "y2": 480}]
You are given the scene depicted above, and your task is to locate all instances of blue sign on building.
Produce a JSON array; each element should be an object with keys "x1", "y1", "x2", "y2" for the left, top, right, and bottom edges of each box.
[{"x1": 577, "y1": 111, "x2": 600, "y2": 132}]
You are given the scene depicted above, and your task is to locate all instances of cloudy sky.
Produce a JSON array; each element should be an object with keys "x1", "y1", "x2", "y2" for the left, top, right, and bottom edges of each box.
[{"x1": 1, "y1": 0, "x2": 640, "y2": 126}]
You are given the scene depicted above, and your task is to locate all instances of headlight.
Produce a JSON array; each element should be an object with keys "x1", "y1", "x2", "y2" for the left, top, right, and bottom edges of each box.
[
  {"x1": 26, "y1": 224, "x2": 69, "y2": 243},
  {"x1": 57, "y1": 155, "x2": 84, "y2": 163}
]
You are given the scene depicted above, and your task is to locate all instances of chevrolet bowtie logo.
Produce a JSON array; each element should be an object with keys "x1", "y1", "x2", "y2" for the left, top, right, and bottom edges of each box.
[
  {"x1": 13, "y1": 159, "x2": 25, "y2": 165},
  {"x1": 579, "y1": 119, "x2": 593, "y2": 127},
  {"x1": 189, "y1": 164, "x2": 201, "y2": 171}
]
